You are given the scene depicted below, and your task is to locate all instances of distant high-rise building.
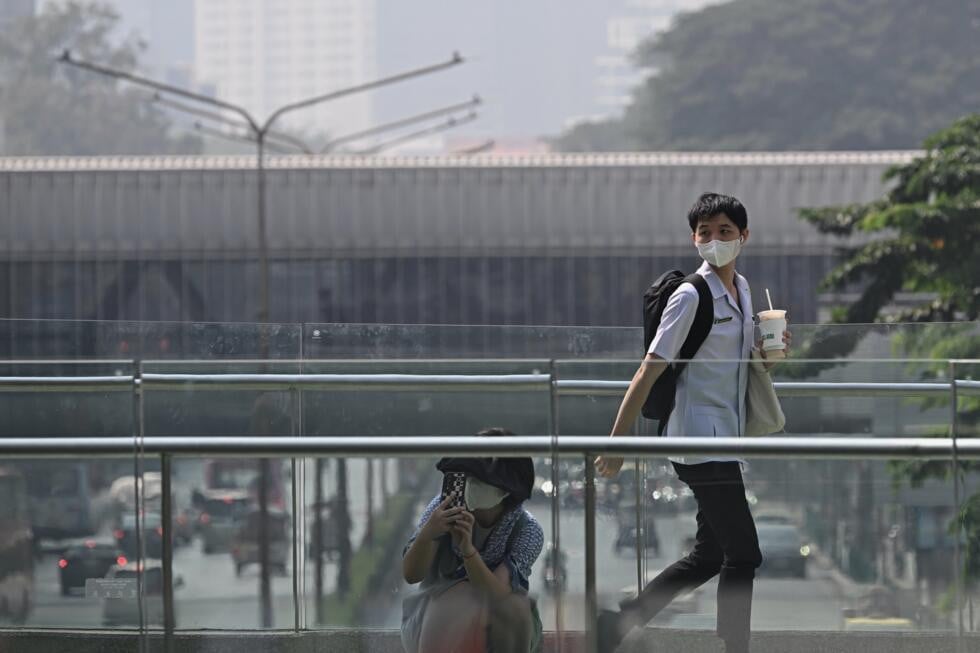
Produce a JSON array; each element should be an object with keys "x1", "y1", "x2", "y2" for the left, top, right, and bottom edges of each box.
[
  {"x1": 595, "y1": 0, "x2": 717, "y2": 115},
  {"x1": 376, "y1": 0, "x2": 718, "y2": 148},
  {"x1": 193, "y1": 0, "x2": 377, "y2": 139},
  {"x1": 0, "y1": 0, "x2": 34, "y2": 32}
]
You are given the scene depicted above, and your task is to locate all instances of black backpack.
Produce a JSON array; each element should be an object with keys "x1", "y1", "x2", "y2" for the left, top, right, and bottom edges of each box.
[{"x1": 641, "y1": 271, "x2": 714, "y2": 428}]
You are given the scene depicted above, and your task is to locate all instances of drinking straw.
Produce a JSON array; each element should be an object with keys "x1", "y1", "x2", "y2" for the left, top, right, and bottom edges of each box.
[{"x1": 765, "y1": 288, "x2": 774, "y2": 311}]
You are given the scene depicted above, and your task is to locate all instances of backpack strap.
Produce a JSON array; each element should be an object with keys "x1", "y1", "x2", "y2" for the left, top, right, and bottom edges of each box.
[
  {"x1": 657, "y1": 274, "x2": 714, "y2": 435},
  {"x1": 676, "y1": 273, "x2": 714, "y2": 364}
]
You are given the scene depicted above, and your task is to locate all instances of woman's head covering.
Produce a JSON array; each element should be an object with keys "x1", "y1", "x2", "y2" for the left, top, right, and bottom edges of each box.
[{"x1": 436, "y1": 427, "x2": 534, "y2": 503}]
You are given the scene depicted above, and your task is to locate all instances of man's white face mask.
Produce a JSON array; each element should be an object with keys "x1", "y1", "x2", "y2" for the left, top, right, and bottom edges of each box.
[
  {"x1": 464, "y1": 476, "x2": 509, "y2": 511},
  {"x1": 696, "y1": 236, "x2": 743, "y2": 267}
]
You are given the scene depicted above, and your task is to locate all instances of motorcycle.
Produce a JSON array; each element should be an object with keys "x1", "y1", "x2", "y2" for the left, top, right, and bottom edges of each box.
[{"x1": 542, "y1": 545, "x2": 568, "y2": 593}]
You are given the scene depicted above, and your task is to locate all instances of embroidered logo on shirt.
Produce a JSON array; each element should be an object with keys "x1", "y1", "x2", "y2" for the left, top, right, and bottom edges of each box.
[{"x1": 713, "y1": 316, "x2": 733, "y2": 324}]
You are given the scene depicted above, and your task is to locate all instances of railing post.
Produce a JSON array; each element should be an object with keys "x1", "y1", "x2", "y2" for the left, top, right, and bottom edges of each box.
[
  {"x1": 291, "y1": 385, "x2": 305, "y2": 632},
  {"x1": 548, "y1": 360, "x2": 564, "y2": 650},
  {"x1": 584, "y1": 453, "x2": 597, "y2": 653},
  {"x1": 134, "y1": 360, "x2": 147, "y2": 647},
  {"x1": 951, "y1": 362, "x2": 964, "y2": 651},
  {"x1": 160, "y1": 452, "x2": 176, "y2": 646}
]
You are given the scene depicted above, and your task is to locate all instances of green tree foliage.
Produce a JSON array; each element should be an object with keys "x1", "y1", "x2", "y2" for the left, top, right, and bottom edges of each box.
[
  {"x1": 555, "y1": 0, "x2": 980, "y2": 151},
  {"x1": 800, "y1": 114, "x2": 980, "y2": 338},
  {"x1": 0, "y1": 2, "x2": 200, "y2": 156},
  {"x1": 804, "y1": 114, "x2": 980, "y2": 586}
]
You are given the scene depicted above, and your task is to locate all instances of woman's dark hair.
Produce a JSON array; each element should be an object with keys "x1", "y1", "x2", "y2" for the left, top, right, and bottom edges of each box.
[{"x1": 687, "y1": 192, "x2": 748, "y2": 232}]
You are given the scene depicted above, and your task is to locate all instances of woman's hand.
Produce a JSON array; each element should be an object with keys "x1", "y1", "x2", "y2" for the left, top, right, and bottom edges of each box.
[
  {"x1": 419, "y1": 495, "x2": 466, "y2": 541},
  {"x1": 450, "y1": 509, "x2": 477, "y2": 557}
]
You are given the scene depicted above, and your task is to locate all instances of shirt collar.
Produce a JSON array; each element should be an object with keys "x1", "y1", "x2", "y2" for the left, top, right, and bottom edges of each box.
[
  {"x1": 696, "y1": 260, "x2": 727, "y2": 299},
  {"x1": 696, "y1": 260, "x2": 751, "y2": 299}
]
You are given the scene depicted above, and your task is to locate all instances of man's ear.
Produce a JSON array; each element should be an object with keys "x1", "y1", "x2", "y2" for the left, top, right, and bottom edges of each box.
[{"x1": 741, "y1": 228, "x2": 750, "y2": 244}]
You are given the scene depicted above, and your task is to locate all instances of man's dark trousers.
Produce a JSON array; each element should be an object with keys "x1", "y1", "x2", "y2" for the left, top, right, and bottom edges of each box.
[{"x1": 619, "y1": 461, "x2": 762, "y2": 650}]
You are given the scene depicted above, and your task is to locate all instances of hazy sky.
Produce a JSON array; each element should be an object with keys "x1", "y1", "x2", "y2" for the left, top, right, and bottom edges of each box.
[
  {"x1": 373, "y1": 1, "x2": 615, "y2": 143},
  {"x1": 41, "y1": 0, "x2": 711, "y2": 149}
]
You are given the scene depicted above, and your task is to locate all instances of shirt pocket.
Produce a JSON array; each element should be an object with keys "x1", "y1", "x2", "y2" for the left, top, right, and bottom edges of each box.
[{"x1": 685, "y1": 404, "x2": 738, "y2": 437}]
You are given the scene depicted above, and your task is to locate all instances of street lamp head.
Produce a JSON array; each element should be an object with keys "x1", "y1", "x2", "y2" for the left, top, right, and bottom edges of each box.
[
  {"x1": 472, "y1": 94, "x2": 482, "y2": 106},
  {"x1": 58, "y1": 49, "x2": 72, "y2": 63},
  {"x1": 452, "y1": 51, "x2": 464, "y2": 64}
]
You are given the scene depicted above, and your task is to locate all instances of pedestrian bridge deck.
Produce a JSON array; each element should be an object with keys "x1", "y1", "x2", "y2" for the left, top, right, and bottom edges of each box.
[{"x1": 2, "y1": 628, "x2": 974, "y2": 653}]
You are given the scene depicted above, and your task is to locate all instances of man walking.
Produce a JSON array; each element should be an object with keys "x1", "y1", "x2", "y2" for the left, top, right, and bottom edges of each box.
[{"x1": 595, "y1": 193, "x2": 789, "y2": 653}]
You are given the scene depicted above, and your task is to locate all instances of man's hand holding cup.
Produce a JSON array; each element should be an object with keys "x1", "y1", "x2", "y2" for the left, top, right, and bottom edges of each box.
[{"x1": 757, "y1": 308, "x2": 791, "y2": 369}]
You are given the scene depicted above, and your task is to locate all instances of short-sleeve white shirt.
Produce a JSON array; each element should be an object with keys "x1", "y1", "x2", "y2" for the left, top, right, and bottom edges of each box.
[{"x1": 647, "y1": 261, "x2": 754, "y2": 464}]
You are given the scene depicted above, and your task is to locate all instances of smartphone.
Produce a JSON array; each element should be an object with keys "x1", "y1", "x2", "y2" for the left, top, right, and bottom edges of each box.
[{"x1": 441, "y1": 472, "x2": 466, "y2": 509}]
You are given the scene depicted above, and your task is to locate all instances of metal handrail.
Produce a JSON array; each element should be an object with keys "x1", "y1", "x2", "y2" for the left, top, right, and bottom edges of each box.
[
  {"x1": 0, "y1": 373, "x2": 977, "y2": 396},
  {"x1": 0, "y1": 375, "x2": 135, "y2": 392},
  {"x1": 0, "y1": 435, "x2": 977, "y2": 459},
  {"x1": 139, "y1": 372, "x2": 551, "y2": 391}
]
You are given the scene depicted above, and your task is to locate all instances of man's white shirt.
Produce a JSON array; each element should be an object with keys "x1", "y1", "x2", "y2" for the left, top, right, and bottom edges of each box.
[{"x1": 647, "y1": 261, "x2": 754, "y2": 465}]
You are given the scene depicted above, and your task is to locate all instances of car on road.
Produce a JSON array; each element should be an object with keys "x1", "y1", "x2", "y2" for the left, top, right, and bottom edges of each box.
[
  {"x1": 101, "y1": 561, "x2": 183, "y2": 627},
  {"x1": 842, "y1": 585, "x2": 914, "y2": 631},
  {"x1": 755, "y1": 512, "x2": 795, "y2": 526},
  {"x1": 113, "y1": 512, "x2": 164, "y2": 560},
  {"x1": 197, "y1": 489, "x2": 251, "y2": 554},
  {"x1": 58, "y1": 538, "x2": 125, "y2": 596},
  {"x1": 757, "y1": 523, "x2": 809, "y2": 578},
  {"x1": 230, "y1": 508, "x2": 290, "y2": 576}
]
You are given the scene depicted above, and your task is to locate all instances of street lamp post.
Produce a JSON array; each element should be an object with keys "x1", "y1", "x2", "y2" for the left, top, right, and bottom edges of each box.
[{"x1": 58, "y1": 50, "x2": 467, "y2": 630}]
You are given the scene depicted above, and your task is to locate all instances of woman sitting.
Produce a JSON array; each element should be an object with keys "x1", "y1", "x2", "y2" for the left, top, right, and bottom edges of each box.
[{"x1": 401, "y1": 428, "x2": 545, "y2": 653}]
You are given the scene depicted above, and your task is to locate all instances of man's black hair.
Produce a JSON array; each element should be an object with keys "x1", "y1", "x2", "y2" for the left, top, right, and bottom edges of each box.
[{"x1": 687, "y1": 192, "x2": 748, "y2": 232}]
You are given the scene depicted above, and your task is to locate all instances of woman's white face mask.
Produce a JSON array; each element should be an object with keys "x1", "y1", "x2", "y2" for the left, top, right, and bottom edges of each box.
[
  {"x1": 696, "y1": 236, "x2": 743, "y2": 267},
  {"x1": 464, "y1": 476, "x2": 509, "y2": 511}
]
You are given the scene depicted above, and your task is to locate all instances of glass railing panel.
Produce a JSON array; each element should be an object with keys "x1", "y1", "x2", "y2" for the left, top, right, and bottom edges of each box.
[
  {"x1": 141, "y1": 361, "x2": 302, "y2": 630},
  {"x1": 321, "y1": 448, "x2": 558, "y2": 653},
  {"x1": 0, "y1": 361, "x2": 137, "y2": 629},
  {"x1": 603, "y1": 456, "x2": 962, "y2": 638},
  {"x1": 303, "y1": 455, "x2": 454, "y2": 633},
  {"x1": 302, "y1": 322, "x2": 636, "y2": 359},
  {"x1": 165, "y1": 455, "x2": 297, "y2": 630},
  {"x1": 297, "y1": 359, "x2": 557, "y2": 639},
  {"x1": 0, "y1": 319, "x2": 302, "y2": 359},
  {"x1": 952, "y1": 359, "x2": 980, "y2": 632},
  {"x1": 298, "y1": 359, "x2": 552, "y2": 437},
  {"x1": 571, "y1": 358, "x2": 963, "y2": 648},
  {"x1": 298, "y1": 320, "x2": 977, "y2": 363}
]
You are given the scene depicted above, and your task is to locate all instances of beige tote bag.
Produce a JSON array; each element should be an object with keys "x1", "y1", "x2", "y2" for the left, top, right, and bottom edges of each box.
[{"x1": 745, "y1": 350, "x2": 785, "y2": 436}]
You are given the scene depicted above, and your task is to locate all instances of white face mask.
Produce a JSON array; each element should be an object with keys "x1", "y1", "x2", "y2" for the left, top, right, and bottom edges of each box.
[
  {"x1": 696, "y1": 236, "x2": 743, "y2": 267},
  {"x1": 464, "y1": 476, "x2": 509, "y2": 511}
]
